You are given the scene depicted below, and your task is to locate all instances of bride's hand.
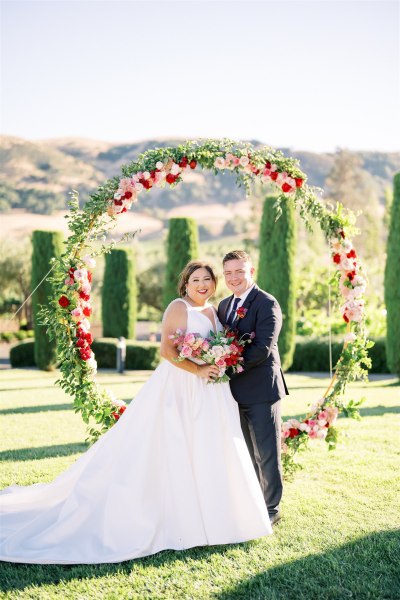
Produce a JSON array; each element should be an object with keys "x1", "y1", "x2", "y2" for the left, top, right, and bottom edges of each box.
[{"x1": 197, "y1": 364, "x2": 221, "y2": 381}]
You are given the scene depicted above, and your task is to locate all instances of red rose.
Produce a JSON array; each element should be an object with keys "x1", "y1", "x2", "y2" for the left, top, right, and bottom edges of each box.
[
  {"x1": 265, "y1": 161, "x2": 271, "y2": 169},
  {"x1": 282, "y1": 183, "x2": 292, "y2": 193},
  {"x1": 179, "y1": 156, "x2": 188, "y2": 167},
  {"x1": 58, "y1": 295, "x2": 70, "y2": 308},
  {"x1": 119, "y1": 405, "x2": 126, "y2": 415},
  {"x1": 79, "y1": 291, "x2": 90, "y2": 301},
  {"x1": 270, "y1": 172, "x2": 278, "y2": 181},
  {"x1": 83, "y1": 306, "x2": 92, "y2": 317},
  {"x1": 150, "y1": 170, "x2": 156, "y2": 178},
  {"x1": 142, "y1": 179, "x2": 152, "y2": 189},
  {"x1": 76, "y1": 338, "x2": 87, "y2": 348},
  {"x1": 333, "y1": 253, "x2": 341, "y2": 264},
  {"x1": 166, "y1": 173, "x2": 176, "y2": 184},
  {"x1": 347, "y1": 249, "x2": 357, "y2": 259},
  {"x1": 84, "y1": 332, "x2": 93, "y2": 344},
  {"x1": 114, "y1": 199, "x2": 123, "y2": 206},
  {"x1": 124, "y1": 191, "x2": 132, "y2": 199},
  {"x1": 111, "y1": 412, "x2": 120, "y2": 421},
  {"x1": 79, "y1": 347, "x2": 91, "y2": 360},
  {"x1": 87, "y1": 272, "x2": 92, "y2": 283},
  {"x1": 189, "y1": 159, "x2": 197, "y2": 169},
  {"x1": 343, "y1": 313, "x2": 349, "y2": 323},
  {"x1": 295, "y1": 178, "x2": 303, "y2": 188},
  {"x1": 236, "y1": 307, "x2": 248, "y2": 319},
  {"x1": 347, "y1": 271, "x2": 356, "y2": 281},
  {"x1": 288, "y1": 428, "x2": 299, "y2": 438},
  {"x1": 68, "y1": 267, "x2": 75, "y2": 277}
]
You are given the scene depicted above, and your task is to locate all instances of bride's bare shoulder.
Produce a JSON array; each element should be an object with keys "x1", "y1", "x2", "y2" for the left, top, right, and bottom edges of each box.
[{"x1": 163, "y1": 298, "x2": 187, "y2": 319}]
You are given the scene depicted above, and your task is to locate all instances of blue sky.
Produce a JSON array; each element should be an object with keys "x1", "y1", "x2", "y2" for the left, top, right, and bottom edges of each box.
[{"x1": 1, "y1": 0, "x2": 399, "y2": 151}]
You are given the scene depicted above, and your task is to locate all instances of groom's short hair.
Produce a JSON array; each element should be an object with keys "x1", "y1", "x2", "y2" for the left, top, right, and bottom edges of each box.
[{"x1": 223, "y1": 250, "x2": 252, "y2": 265}]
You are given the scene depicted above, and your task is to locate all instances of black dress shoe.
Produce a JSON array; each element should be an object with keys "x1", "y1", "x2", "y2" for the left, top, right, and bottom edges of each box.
[{"x1": 269, "y1": 512, "x2": 282, "y2": 526}]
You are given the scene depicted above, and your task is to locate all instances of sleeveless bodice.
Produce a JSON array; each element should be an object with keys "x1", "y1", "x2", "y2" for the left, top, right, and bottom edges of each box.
[{"x1": 173, "y1": 298, "x2": 222, "y2": 338}]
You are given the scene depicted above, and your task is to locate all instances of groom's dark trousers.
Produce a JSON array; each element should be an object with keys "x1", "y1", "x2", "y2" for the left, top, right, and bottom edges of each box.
[{"x1": 218, "y1": 285, "x2": 288, "y2": 516}]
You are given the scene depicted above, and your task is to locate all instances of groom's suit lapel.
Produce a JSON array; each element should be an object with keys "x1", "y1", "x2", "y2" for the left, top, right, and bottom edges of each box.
[
  {"x1": 231, "y1": 284, "x2": 260, "y2": 327},
  {"x1": 223, "y1": 294, "x2": 234, "y2": 323}
]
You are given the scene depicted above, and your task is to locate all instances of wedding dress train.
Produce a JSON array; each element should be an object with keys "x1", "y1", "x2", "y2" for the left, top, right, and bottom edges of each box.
[{"x1": 0, "y1": 299, "x2": 272, "y2": 564}]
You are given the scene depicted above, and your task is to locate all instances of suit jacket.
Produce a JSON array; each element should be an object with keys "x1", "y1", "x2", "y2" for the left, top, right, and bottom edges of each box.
[{"x1": 218, "y1": 284, "x2": 289, "y2": 405}]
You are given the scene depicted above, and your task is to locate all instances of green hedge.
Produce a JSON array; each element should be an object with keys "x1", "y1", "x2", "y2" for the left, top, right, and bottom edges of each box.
[
  {"x1": 258, "y1": 195, "x2": 296, "y2": 371},
  {"x1": 288, "y1": 337, "x2": 388, "y2": 374},
  {"x1": 1, "y1": 330, "x2": 34, "y2": 342},
  {"x1": 10, "y1": 337, "x2": 388, "y2": 373},
  {"x1": 163, "y1": 217, "x2": 199, "y2": 308},
  {"x1": 31, "y1": 230, "x2": 64, "y2": 370},
  {"x1": 384, "y1": 172, "x2": 400, "y2": 375},
  {"x1": 10, "y1": 340, "x2": 36, "y2": 367},
  {"x1": 102, "y1": 248, "x2": 137, "y2": 339},
  {"x1": 91, "y1": 338, "x2": 160, "y2": 369}
]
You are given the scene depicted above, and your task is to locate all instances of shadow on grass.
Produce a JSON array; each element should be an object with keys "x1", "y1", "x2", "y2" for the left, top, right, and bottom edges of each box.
[
  {"x1": 217, "y1": 529, "x2": 400, "y2": 600},
  {"x1": 0, "y1": 404, "x2": 73, "y2": 415},
  {"x1": 0, "y1": 530, "x2": 399, "y2": 598},
  {"x1": 359, "y1": 405, "x2": 400, "y2": 417},
  {"x1": 0, "y1": 443, "x2": 87, "y2": 462},
  {"x1": 287, "y1": 404, "x2": 400, "y2": 423}
]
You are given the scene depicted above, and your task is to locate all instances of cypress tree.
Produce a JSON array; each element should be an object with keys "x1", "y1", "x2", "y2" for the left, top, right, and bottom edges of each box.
[
  {"x1": 163, "y1": 217, "x2": 199, "y2": 308},
  {"x1": 102, "y1": 247, "x2": 137, "y2": 339},
  {"x1": 384, "y1": 172, "x2": 400, "y2": 375},
  {"x1": 258, "y1": 196, "x2": 296, "y2": 371},
  {"x1": 31, "y1": 230, "x2": 64, "y2": 370}
]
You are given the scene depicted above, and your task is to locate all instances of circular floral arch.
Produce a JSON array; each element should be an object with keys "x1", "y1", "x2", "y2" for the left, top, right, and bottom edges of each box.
[{"x1": 42, "y1": 139, "x2": 371, "y2": 476}]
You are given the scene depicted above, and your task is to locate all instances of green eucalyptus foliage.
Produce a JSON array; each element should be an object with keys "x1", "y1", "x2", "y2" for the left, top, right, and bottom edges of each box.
[
  {"x1": 163, "y1": 217, "x2": 199, "y2": 308},
  {"x1": 31, "y1": 230, "x2": 63, "y2": 370},
  {"x1": 258, "y1": 195, "x2": 296, "y2": 370},
  {"x1": 384, "y1": 172, "x2": 400, "y2": 375},
  {"x1": 102, "y1": 248, "x2": 137, "y2": 339}
]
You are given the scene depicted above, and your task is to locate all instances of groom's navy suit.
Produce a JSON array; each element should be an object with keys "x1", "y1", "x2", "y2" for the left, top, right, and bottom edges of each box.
[{"x1": 218, "y1": 284, "x2": 288, "y2": 516}]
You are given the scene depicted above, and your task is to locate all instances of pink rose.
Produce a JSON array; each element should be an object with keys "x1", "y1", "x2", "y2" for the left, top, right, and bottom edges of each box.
[
  {"x1": 308, "y1": 429, "x2": 318, "y2": 439},
  {"x1": 214, "y1": 157, "x2": 226, "y2": 169},
  {"x1": 216, "y1": 358, "x2": 226, "y2": 367},
  {"x1": 237, "y1": 365, "x2": 244, "y2": 373},
  {"x1": 181, "y1": 345, "x2": 192, "y2": 357},
  {"x1": 71, "y1": 307, "x2": 83, "y2": 321},
  {"x1": 184, "y1": 333, "x2": 195, "y2": 345}
]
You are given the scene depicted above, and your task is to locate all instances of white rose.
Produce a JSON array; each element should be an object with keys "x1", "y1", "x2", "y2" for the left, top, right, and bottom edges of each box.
[
  {"x1": 344, "y1": 332, "x2": 357, "y2": 343},
  {"x1": 170, "y1": 162, "x2": 181, "y2": 176},
  {"x1": 214, "y1": 157, "x2": 226, "y2": 169},
  {"x1": 239, "y1": 156, "x2": 250, "y2": 167},
  {"x1": 156, "y1": 161, "x2": 164, "y2": 170},
  {"x1": 83, "y1": 254, "x2": 96, "y2": 268}
]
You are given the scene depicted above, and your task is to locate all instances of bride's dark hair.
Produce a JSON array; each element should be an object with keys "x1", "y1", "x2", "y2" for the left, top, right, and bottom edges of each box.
[{"x1": 177, "y1": 261, "x2": 218, "y2": 297}]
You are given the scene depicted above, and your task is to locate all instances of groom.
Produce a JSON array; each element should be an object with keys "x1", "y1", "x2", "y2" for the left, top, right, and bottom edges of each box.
[{"x1": 218, "y1": 250, "x2": 288, "y2": 526}]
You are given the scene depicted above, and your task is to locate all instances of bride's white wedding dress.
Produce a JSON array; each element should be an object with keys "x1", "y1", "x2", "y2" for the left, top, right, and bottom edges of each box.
[{"x1": 0, "y1": 299, "x2": 272, "y2": 564}]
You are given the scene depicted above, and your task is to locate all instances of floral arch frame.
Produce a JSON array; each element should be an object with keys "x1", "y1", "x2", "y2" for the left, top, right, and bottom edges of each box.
[{"x1": 43, "y1": 139, "x2": 372, "y2": 476}]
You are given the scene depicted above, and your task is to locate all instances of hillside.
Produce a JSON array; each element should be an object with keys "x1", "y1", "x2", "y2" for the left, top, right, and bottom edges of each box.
[{"x1": 1, "y1": 135, "x2": 399, "y2": 215}]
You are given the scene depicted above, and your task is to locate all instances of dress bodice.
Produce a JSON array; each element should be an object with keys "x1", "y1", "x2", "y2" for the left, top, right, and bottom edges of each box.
[{"x1": 173, "y1": 298, "x2": 222, "y2": 338}]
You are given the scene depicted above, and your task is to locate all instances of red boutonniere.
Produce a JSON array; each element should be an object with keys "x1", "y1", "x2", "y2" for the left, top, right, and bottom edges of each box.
[{"x1": 236, "y1": 307, "x2": 248, "y2": 319}]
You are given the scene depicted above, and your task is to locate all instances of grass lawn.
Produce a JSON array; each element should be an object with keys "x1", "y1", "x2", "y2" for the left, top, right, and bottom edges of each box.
[{"x1": 0, "y1": 370, "x2": 399, "y2": 600}]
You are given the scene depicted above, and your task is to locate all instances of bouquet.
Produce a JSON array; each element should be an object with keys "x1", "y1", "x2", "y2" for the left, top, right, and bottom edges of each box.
[{"x1": 169, "y1": 327, "x2": 253, "y2": 383}]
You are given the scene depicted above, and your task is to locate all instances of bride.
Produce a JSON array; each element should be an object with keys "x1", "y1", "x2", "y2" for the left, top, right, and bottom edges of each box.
[{"x1": 0, "y1": 260, "x2": 272, "y2": 565}]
